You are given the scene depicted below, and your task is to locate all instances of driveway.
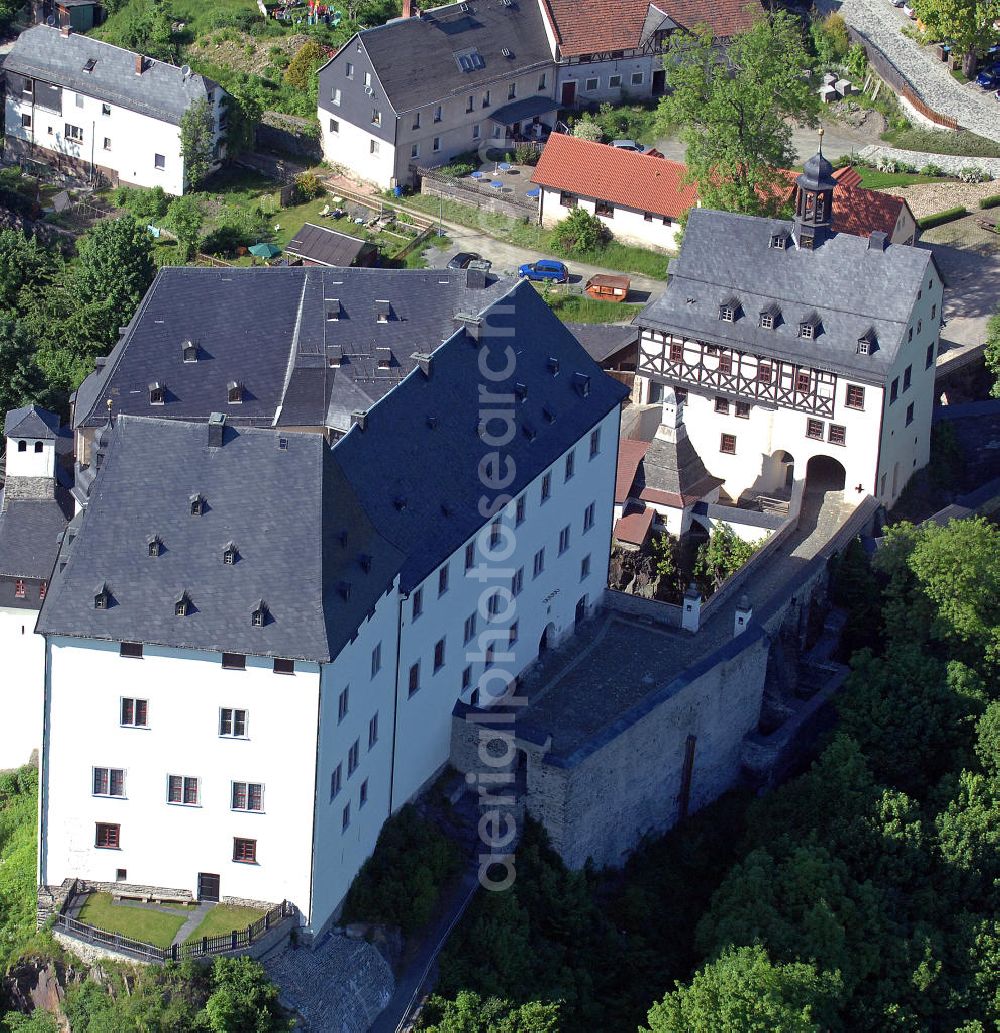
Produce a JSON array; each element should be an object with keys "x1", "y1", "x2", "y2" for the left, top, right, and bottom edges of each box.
[{"x1": 412, "y1": 215, "x2": 665, "y2": 303}]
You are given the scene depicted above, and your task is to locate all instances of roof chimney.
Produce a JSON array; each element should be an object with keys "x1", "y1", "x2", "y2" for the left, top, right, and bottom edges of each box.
[
  {"x1": 466, "y1": 267, "x2": 487, "y2": 289},
  {"x1": 60, "y1": 25, "x2": 71, "y2": 37},
  {"x1": 351, "y1": 410, "x2": 368, "y2": 431},
  {"x1": 135, "y1": 54, "x2": 145, "y2": 75},
  {"x1": 207, "y1": 411, "x2": 227, "y2": 448},
  {"x1": 868, "y1": 230, "x2": 888, "y2": 251},
  {"x1": 412, "y1": 352, "x2": 433, "y2": 378}
]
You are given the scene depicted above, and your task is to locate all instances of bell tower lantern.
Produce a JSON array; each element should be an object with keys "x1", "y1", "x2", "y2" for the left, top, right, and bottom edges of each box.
[{"x1": 793, "y1": 129, "x2": 838, "y2": 249}]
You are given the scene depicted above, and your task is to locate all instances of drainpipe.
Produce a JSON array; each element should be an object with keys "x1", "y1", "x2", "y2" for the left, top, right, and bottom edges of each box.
[{"x1": 387, "y1": 589, "x2": 405, "y2": 814}]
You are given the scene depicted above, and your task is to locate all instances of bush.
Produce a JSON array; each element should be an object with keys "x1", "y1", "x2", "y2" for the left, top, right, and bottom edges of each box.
[
  {"x1": 920, "y1": 163, "x2": 945, "y2": 176},
  {"x1": 294, "y1": 170, "x2": 325, "y2": 201},
  {"x1": 959, "y1": 165, "x2": 989, "y2": 183},
  {"x1": 551, "y1": 207, "x2": 611, "y2": 256},
  {"x1": 979, "y1": 194, "x2": 1000, "y2": 209},
  {"x1": 573, "y1": 118, "x2": 604, "y2": 142},
  {"x1": 917, "y1": 205, "x2": 968, "y2": 229},
  {"x1": 284, "y1": 39, "x2": 324, "y2": 90},
  {"x1": 514, "y1": 144, "x2": 540, "y2": 166},
  {"x1": 110, "y1": 184, "x2": 169, "y2": 224}
]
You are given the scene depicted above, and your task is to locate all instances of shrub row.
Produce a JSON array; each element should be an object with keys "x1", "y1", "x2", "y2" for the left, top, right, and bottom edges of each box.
[
  {"x1": 979, "y1": 194, "x2": 1000, "y2": 210},
  {"x1": 917, "y1": 206, "x2": 968, "y2": 229}
]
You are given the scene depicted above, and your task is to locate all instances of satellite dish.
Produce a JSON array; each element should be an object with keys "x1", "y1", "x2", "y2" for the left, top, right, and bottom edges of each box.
[
  {"x1": 180, "y1": 64, "x2": 191, "y2": 79},
  {"x1": 46, "y1": 15, "x2": 56, "y2": 25},
  {"x1": 364, "y1": 84, "x2": 374, "y2": 96}
]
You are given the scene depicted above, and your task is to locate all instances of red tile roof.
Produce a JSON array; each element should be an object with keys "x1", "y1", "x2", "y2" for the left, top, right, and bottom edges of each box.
[
  {"x1": 614, "y1": 506, "x2": 655, "y2": 546},
  {"x1": 616, "y1": 438, "x2": 650, "y2": 504},
  {"x1": 780, "y1": 168, "x2": 910, "y2": 239},
  {"x1": 832, "y1": 165, "x2": 863, "y2": 189},
  {"x1": 542, "y1": 0, "x2": 761, "y2": 55},
  {"x1": 532, "y1": 135, "x2": 698, "y2": 220}
]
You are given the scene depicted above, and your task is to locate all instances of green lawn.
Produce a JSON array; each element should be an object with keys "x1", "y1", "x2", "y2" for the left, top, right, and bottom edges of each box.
[
  {"x1": 881, "y1": 126, "x2": 1000, "y2": 159},
  {"x1": 545, "y1": 293, "x2": 644, "y2": 324},
  {"x1": 396, "y1": 193, "x2": 670, "y2": 279},
  {"x1": 853, "y1": 169, "x2": 953, "y2": 189},
  {"x1": 76, "y1": 893, "x2": 187, "y2": 949},
  {"x1": 184, "y1": 904, "x2": 268, "y2": 944}
]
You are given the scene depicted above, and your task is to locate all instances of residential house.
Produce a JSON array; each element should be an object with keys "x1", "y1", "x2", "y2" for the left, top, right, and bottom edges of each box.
[
  {"x1": 531, "y1": 133, "x2": 696, "y2": 250},
  {"x1": 0, "y1": 406, "x2": 73, "y2": 769},
  {"x1": 632, "y1": 149, "x2": 943, "y2": 515},
  {"x1": 4, "y1": 26, "x2": 227, "y2": 194},
  {"x1": 36, "y1": 277, "x2": 628, "y2": 934},
  {"x1": 826, "y1": 165, "x2": 919, "y2": 244}
]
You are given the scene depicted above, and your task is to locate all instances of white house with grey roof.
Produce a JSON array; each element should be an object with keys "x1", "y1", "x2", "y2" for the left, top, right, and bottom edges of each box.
[
  {"x1": 0, "y1": 406, "x2": 73, "y2": 769},
  {"x1": 36, "y1": 278, "x2": 627, "y2": 935},
  {"x1": 632, "y1": 151, "x2": 943, "y2": 517},
  {"x1": 4, "y1": 25, "x2": 227, "y2": 194}
]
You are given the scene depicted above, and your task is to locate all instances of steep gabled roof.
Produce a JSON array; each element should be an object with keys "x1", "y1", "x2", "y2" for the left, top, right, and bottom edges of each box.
[
  {"x1": 0, "y1": 492, "x2": 73, "y2": 581},
  {"x1": 4, "y1": 25, "x2": 219, "y2": 126},
  {"x1": 532, "y1": 134, "x2": 697, "y2": 220},
  {"x1": 4, "y1": 405, "x2": 61, "y2": 440}
]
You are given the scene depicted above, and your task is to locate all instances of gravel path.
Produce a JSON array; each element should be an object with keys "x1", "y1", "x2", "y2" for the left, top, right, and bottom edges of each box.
[
  {"x1": 880, "y1": 179, "x2": 1000, "y2": 218},
  {"x1": 837, "y1": 0, "x2": 1000, "y2": 141}
]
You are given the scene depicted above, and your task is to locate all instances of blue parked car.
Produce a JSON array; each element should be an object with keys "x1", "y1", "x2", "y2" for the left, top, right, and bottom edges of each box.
[
  {"x1": 518, "y1": 259, "x2": 569, "y2": 283},
  {"x1": 977, "y1": 63, "x2": 1000, "y2": 88}
]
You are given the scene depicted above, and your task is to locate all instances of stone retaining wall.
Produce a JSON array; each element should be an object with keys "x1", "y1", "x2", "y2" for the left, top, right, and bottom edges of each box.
[
  {"x1": 604, "y1": 589, "x2": 682, "y2": 627},
  {"x1": 859, "y1": 144, "x2": 1000, "y2": 180}
]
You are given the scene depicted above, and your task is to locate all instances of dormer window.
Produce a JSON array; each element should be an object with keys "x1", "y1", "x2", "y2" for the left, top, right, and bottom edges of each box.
[
  {"x1": 547, "y1": 357, "x2": 560, "y2": 376},
  {"x1": 375, "y1": 300, "x2": 391, "y2": 323},
  {"x1": 327, "y1": 300, "x2": 341, "y2": 321},
  {"x1": 858, "y1": 328, "x2": 878, "y2": 355},
  {"x1": 190, "y1": 494, "x2": 205, "y2": 516},
  {"x1": 147, "y1": 536, "x2": 162, "y2": 557},
  {"x1": 223, "y1": 543, "x2": 238, "y2": 565},
  {"x1": 182, "y1": 340, "x2": 198, "y2": 362},
  {"x1": 514, "y1": 382, "x2": 528, "y2": 402},
  {"x1": 175, "y1": 593, "x2": 191, "y2": 617},
  {"x1": 798, "y1": 312, "x2": 821, "y2": 340},
  {"x1": 149, "y1": 381, "x2": 164, "y2": 405},
  {"x1": 227, "y1": 381, "x2": 243, "y2": 404},
  {"x1": 770, "y1": 232, "x2": 788, "y2": 250},
  {"x1": 94, "y1": 584, "x2": 111, "y2": 610},
  {"x1": 719, "y1": 297, "x2": 739, "y2": 323},
  {"x1": 799, "y1": 322, "x2": 814, "y2": 339},
  {"x1": 376, "y1": 346, "x2": 391, "y2": 369},
  {"x1": 251, "y1": 601, "x2": 268, "y2": 627},
  {"x1": 759, "y1": 304, "x2": 780, "y2": 330}
]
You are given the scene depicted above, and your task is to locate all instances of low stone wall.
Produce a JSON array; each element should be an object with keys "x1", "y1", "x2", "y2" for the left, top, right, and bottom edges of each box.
[
  {"x1": 255, "y1": 112, "x2": 322, "y2": 163},
  {"x1": 858, "y1": 144, "x2": 1000, "y2": 180},
  {"x1": 419, "y1": 170, "x2": 537, "y2": 221},
  {"x1": 604, "y1": 589, "x2": 682, "y2": 627}
]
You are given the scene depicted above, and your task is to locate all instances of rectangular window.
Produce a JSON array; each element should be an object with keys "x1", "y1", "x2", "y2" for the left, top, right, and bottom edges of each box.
[
  {"x1": 719, "y1": 355, "x2": 732, "y2": 374},
  {"x1": 65, "y1": 123, "x2": 83, "y2": 142},
  {"x1": 368, "y1": 712, "x2": 379, "y2": 750},
  {"x1": 338, "y1": 687, "x2": 349, "y2": 723},
  {"x1": 559, "y1": 191, "x2": 577, "y2": 209},
  {"x1": 348, "y1": 739, "x2": 360, "y2": 774},
  {"x1": 408, "y1": 662, "x2": 420, "y2": 697},
  {"x1": 20, "y1": 114, "x2": 31, "y2": 129},
  {"x1": 585, "y1": 77, "x2": 599, "y2": 91},
  {"x1": 558, "y1": 526, "x2": 570, "y2": 555},
  {"x1": 345, "y1": 61, "x2": 354, "y2": 78},
  {"x1": 370, "y1": 139, "x2": 380, "y2": 154},
  {"x1": 330, "y1": 763, "x2": 342, "y2": 800},
  {"x1": 488, "y1": 591, "x2": 502, "y2": 617},
  {"x1": 757, "y1": 364, "x2": 772, "y2": 385},
  {"x1": 364, "y1": 71, "x2": 372, "y2": 87},
  {"x1": 511, "y1": 567, "x2": 523, "y2": 596},
  {"x1": 464, "y1": 612, "x2": 477, "y2": 644},
  {"x1": 331, "y1": 87, "x2": 341, "y2": 106},
  {"x1": 631, "y1": 71, "x2": 644, "y2": 86},
  {"x1": 154, "y1": 153, "x2": 165, "y2": 170},
  {"x1": 330, "y1": 118, "x2": 340, "y2": 134},
  {"x1": 411, "y1": 143, "x2": 419, "y2": 159},
  {"x1": 590, "y1": 428, "x2": 601, "y2": 457},
  {"x1": 564, "y1": 450, "x2": 575, "y2": 481},
  {"x1": 75, "y1": 93, "x2": 84, "y2": 108},
  {"x1": 925, "y1": 342, "x2": 935, "y2": 369},
  {"x1": 595, "y1": 200, "x2": 614, "y2": 219},
  {"x1": 465, "y1": 542, "x2": 475, "y2": 571},
  {"x1": 806, "y1": 419, "x2": 824, "y2": 440},
  {"x1": 890, "y1": 378, "x2": 898, "y2": 403},
  {"x1": 273, "y1": 657, "x2": 295, "y2": 675},
  {"x1": 222, "y1": 653, "x2": 246, "y2": 670},
  {"x1": 670, "y1": 342, "x2": 683, "y2": 362},
  {"x1": 434, "y1": 637, "x2": 445, "y2": 672},
  {"x1": 95, "y1": 823, "x2": 120, "y2": 849},
  {"x1": 233, "y1": 838, "x2": 256, "y2": 863},
  {"x1": 845, "y1": 384, "x2": 865, "y2": 409},
  {"x1": 167, "y1": 775, "x2": 199, "y2": 806},
  {"x1": 581, "y1": 554, "x2": 591, "y2": 581},
  {"x1": 583, "y1": 502, "x2": 595, "y2": 532},
  {"x1": 796, "y1": 370, "x2": 811, "y2": 393},
  {"x1": 438, "y1": 564, "x2": 449, "y2": 596},
  {"x1": 490, "y1": 517, "x2": 502, "y2": 549},
  {"x1": 121, "y1": 698, "x2": 147, "y2": 727},
  {"x1": 434, "y1": 105, "x2": 442, "y2": 122},
  {"x1": 433, "y1": 137, "x2": 441, "y2": 152},
  {"x1": 609, "y1": 74, "x2": 621, "y2": 88},
  {"x1": 360, "y1": 778, "x2": 369, "y2": 808},
  {"x1": 39, "y1": 582, "x2": 46, "y2": 601},
  {"x1": 903, "y1": 365, "x2": 912, "y2": 392},
  {"x1": 462, "y1": 665, "x2": 472, "y2": 691},
  {"x1": 412, "y1": 588, "x2": 423, "y2": 620},
  {"x1": 13, "y1": 579, "x2": 25, "y2": 599},
  {"x1": 541, "y1": 471, "x2": 552, "y2": 502},
  {"x1": 232, "y1": 782, "x2": 263, "y2": 811},
  {"x1": 509, "y1": 621, "x2": 519, "y2": 645},
  {"x1": 472, "y1": 123, "x2": 480, "y2": 140},
  {"x1": 714, "y1": 397, "x2": 729, "y2": 415},
  {"x1": 93, "y1": 768, "x2": 125, "y2": 797},
  {"x1": 482, "y1": 90, "x2": 490, "y2": 108},
  {"x1": 466, "y1": 95, "x2": 474, "y2": 113},
  {"x1": 342, "y1": 803, "x2": 350, "y2": 831},
  {"x1": 102, "y1": 103, "x2": 111, "y2": 116},
  {"x1": 371, "y1": 643, "x2": 382, "y2": 677},
  {"x1": 485, "y1": 644, "x2": 495, "y2": 668},
  {"x1": 516, "y1": 495, "x2": 526, "y2": 525},
  {"x1": 533, "y1": 548, "x2": 545, "y2": 578},
  {"x1": 735, "y1": 401, "x2": 750, "y2": 419},
  {"x1": 828, "y1": 424, "x2": 847, "y2": 446},
  {"x1": 538, "y1": 72, "x2": 547, "y2": 89},
  {"x1": 507, "y1": 82, "x2": 516, "y2": 100},
  {"x1": 906, "y1": 402, "x2": 914, "y2": 426},
  {"x1": 103, "y1": 137, "x2": 111, "y2": 151},
  {"x1": 720, "y1": 433, "x2": 737, "y2": 455},
  {"x1": 220, "y1": 708, "x2": 247, "y2": 737}
]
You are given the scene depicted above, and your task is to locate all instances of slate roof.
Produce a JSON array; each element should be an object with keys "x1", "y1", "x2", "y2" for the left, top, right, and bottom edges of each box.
[
  {"x1": 4, "y1": 26, "x2": 219, "y2": 126},
  {"x1": 532, "y1": 134, "x2": 697, "y2": 220},
  {"x1": 285, "y1": 223, "x2": 372, "y2": 268},
  {"x1": 73, "y1": 266, "x2": 513, "y2": 435},
  {"x1": 565, "y1": 322, "x2": 637, "y2": 365},
  {"x1": 39, "y1": 280, "x2": 628, "y2": 653},
  {"x1": 636, "y1": 208, "x2": 938, "y2": 384},
  {"x1": 36, "y1": 417, "x2": 405, "y2": 661},
  {"x1": 349, "y1": 0, "x2": 554, "y2": 113},
  {"x1": 634, "y1": 434, "x2": 722, "y2": 506},
  {"x1": 0, "y1": 491, "x2": 73, "y2": 581},
  {"x1": 4, "y1": 405, "x2": 61, "y2": 440},
  {"x1": 329, "y1": 279, "x2": 629, "y2": 591},
  {"x1": 540, "y1": 0, "x2": 760, "y2": 55}
]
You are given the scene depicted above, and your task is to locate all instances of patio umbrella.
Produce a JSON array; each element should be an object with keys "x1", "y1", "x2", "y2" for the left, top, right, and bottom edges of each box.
[{"x1": 249, "y1": 242, "x2": 281, "y2": 259}]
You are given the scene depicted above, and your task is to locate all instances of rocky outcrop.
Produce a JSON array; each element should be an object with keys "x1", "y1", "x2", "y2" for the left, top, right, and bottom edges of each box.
[{"x1": 0, "y1": 955, "x2": 86, "y2": 1030}]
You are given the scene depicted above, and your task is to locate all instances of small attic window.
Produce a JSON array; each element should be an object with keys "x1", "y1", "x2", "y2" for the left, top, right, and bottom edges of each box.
[
  {"x1": 251, "y1": 601, "x2": 268, "y2": 627},
  {"x1": 182, "y1": 340, "x2": 198, "y2": 362},
  {"x1": 223, "y1": 543, "x2": 238, "y2": 565},
  {"x1": 759, "y1": 304, "x2": 780, "y2": 330},
  {"x1": 799, "y1": 313, "x2": 821, "y2": 340},
  {"x1": 858, "y1": 329, "x2": 877, "y2": 355},
  {"x1": 147, "y1": 536, "x2": 162, "y2": 557},
  {"x1": 522, "y1": 424, "x2": 537, "y2": 442},
  {"x1": 84, "y1": 58, "x2": 97, "y2": 73},
  {"x1": 94, "y1": 584, "x2": 111, "y2": 610},
  {"x1": 149, "y1": 381, "x2": 164, "y2": 405},
  {"x1": 190, "y1": 494, "x2": 205, "y2": 516},
  {"x1": 719, "y1": 298, "x2": 739, "y2": 322},
  {"x1": 376, "y1": 346, "x2": 392, "y2": 369},
  {"x1": 375, "y1": 299, "x2": 391, "y2": 323},
  {"x1": 514, "y1": 382, "x2": 527, "y2": 402},
  {"x1": 227, "y1": 381, "x2": 243, "y2": 404},
  {"x1": 338, "y1": 581, "x2": 352, "y2": 600},
  {"x1": 328, "y1": 344, "x2": 343, "y2": 368},
  {"x1": 542, "y1": 406, "x2": 556, "y2": 424},
  {"x1": 574, "y1": 372, "x2": 591, "y2": 397},
  {"x1": 359, "y1": 553, "x2": 372, "y2": 572},
  {"x1": 770, "y1": 232, "x2": 788, "y2": 250},
  {"x1": 175, "y1": 593, "x2": 191, "y2": 617},
  {"x1": 547, "y1": 357, "x2": 560, "y2": 376},
  {"x1": 327, "y1": 300, "x2": 341, "y2": 321}
]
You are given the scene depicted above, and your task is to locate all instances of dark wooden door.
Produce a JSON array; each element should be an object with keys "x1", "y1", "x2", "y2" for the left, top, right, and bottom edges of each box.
[
  {"x1": 198, "y1": 872, "x2": 220, "y2": 902},
  {"x1": 560, "y1": 81, "x2": 576, "y2": 107}
]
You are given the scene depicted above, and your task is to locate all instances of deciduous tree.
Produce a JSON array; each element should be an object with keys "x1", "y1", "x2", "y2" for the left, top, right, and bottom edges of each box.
[
  {"x1": 913, "y1": 0, "x2": 1000, "y2": 76},
  {"x1": 180, "y1": 98, "x2": 216, "y2": 190}
]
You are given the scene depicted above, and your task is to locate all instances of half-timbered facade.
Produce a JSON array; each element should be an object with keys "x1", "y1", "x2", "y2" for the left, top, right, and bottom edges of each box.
[{"x1": 633, "y1": 152, "x2": 942, "y2": 510}]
